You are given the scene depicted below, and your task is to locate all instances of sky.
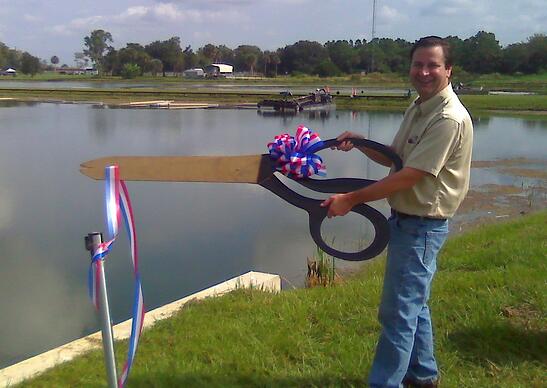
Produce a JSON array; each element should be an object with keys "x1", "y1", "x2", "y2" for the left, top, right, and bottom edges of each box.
[{"x1": 0, "y1": 0, "x2": 545, "y2": 66}]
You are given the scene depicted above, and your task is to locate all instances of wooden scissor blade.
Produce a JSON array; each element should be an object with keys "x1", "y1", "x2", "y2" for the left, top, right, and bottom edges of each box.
[{"x1": 80, "y1": 155, "x2": 272, "y2": 183}]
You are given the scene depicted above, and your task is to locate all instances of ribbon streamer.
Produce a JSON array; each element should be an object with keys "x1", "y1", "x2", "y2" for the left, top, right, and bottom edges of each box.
[
  {"x1": 267, "y1": 124, "x2": 327, "y2": 179},
  {"x1": 88, "y1": 165, "x2": 145, "y2": 388}
]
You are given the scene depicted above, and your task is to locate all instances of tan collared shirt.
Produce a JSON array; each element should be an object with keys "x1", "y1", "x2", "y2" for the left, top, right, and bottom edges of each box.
[{"x1": 388, "y1": 84, "x2": 473, "y2": 218}]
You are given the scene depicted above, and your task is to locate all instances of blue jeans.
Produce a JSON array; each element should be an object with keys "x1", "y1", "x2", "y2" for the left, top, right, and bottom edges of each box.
[{"x1": 368, "y1": 215, "x2": 448, "y2": 388}]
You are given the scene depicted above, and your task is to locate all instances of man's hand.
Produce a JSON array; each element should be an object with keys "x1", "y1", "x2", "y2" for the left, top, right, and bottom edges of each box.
[
  {"x1": 320, "y1": 193, "x2": 355, "y2": 218},
  {"x1": 331, "y1": 131, "x2": 365, "y2": 151}
]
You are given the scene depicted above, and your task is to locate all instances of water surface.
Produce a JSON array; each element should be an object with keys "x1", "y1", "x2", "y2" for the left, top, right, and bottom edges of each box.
[{"x1": 0, "y1": 103, "x2": 545, "y2": 367}]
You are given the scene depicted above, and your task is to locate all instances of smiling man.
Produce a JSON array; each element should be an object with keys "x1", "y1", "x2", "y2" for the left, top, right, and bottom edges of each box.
[{"x1": 321, "y1": 36, "x2": 473, "y2": 387}]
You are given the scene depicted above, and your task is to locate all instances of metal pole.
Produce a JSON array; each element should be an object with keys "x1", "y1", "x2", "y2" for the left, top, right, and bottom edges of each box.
[
  {"x1": 85, "y1": 232, "x2": 118, "y2": 388},
  {"x1": 370, "y1": 0, "x2": 377, "y2": 73},
  {"x1": 367, "y1": 113, "x2": 372, "y2": 178}
]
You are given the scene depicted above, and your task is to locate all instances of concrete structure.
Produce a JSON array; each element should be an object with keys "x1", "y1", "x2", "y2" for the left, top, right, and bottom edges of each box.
[{"x1": 0, "y1": 271, "x2": 280, "y2": 387}]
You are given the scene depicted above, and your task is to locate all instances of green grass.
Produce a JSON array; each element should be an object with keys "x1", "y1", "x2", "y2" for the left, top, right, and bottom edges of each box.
[
  {"x1": 4, "y1": 71, "x2": 545, "y2": 91},
  {"x1": 20, "y1": 211, "x2": 546, "y2": 387},
  {"x1": 460, "y1": 94, "x2": 547, "y2": 112},
  {"x1": 468, "y1": 72, "x2": 547, "y2": 93},
  {"x1": 0, "y1": 71, "x2": 409, "y2": 86}
]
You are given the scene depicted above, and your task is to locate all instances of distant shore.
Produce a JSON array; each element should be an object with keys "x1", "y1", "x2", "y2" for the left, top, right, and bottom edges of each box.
[
  {"x1": 1, "y1": 86, "x2": 546, "y2": 116},
  {"x1": 1, "y1": 71, "x2": 546, "y2": 115}
]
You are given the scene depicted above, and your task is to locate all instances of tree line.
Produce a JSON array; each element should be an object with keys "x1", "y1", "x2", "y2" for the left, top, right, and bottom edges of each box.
[
  {"x1": 0, "y1": 42, "x2": 42, "y2": 75},
  {"x1": 0, "y1": 30, "x2": 545, "y2": 77}
]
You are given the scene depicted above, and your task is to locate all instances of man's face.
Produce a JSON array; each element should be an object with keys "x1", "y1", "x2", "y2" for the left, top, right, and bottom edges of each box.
[{"x1": 409, "y1": 45, "x2": 452, "y2": 102}]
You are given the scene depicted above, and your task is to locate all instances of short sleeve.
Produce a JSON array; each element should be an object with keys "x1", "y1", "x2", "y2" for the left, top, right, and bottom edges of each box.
[{"x1": 405, "y1": 117, "x2": 460, "y2": 177}]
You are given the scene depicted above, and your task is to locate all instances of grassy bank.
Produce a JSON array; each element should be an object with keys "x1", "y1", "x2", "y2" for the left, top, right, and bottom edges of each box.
[
  {"x1": 21, "y1": 211, "x2": 546, "y2": 387},
  {"x1": 4, "y1": 71, "x2": 546, "y2": 92},
  {"x1": 1, "y1": 72, "x2": 546, "y2": 115},
  {"x1": 467, "y1": 72, "x2": 547, "y2": 94},
  {"x1": 1, "y1": 87, "x2": 546, "y2": 116}
]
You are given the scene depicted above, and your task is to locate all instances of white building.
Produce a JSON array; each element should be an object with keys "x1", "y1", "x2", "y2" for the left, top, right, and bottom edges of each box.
[
  {"x1": 205, "y1": 63, "x2": 233, "y2": 77},
  {"x1": 182, "y1": 68, "x2": 205, "y2": 78},
  {"x1": 1, "y1": 68, "x2": 17, "y2": 76}
]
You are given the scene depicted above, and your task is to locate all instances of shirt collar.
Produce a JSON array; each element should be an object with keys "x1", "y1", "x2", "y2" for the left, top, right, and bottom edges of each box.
[{"x1": 413, "y1": 84, "x2": 454, "y2": 116}]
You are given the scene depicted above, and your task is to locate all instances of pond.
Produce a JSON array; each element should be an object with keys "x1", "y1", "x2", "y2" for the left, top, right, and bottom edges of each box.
[{"x1": 0, "y1": 102, "x2": 545, "y2": 368}]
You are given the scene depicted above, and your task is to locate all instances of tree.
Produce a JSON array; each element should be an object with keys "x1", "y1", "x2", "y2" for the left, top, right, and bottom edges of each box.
[
  {"x1": 197, "y1": 44, "x2": 234, "y2": 67},
  {"x1": 199, "y1": 44, "x2": 221, "y2": 63},
  {"x1": 102, "y1": 49, "x2": 119, "y2": 75},
  {"x1": 74, "y1": 52, "x2": 89, "y2": 68},
  {"x1": 120, "y1": 63, "x2": 141, "y2": 79},
  {"x1": 262, "y1": 50, "x2": 273, "y2": 75},
  {"x1": 145, "y1": 37, "x2": 184, "y2": 76},
  {"x1": 20, "y1": 52, "x2": 41, "y2": 76},
  {"x1": 444, "y1": 35, "x2": 465, "y2": 66},
  {"x1": 217, "y1": 45, "x2": 235, "y2": 64},
  {"x1": 279, "y1": 40, "x2": 329, "y2": 74},
  {"x1": 0, "y1": 42, "x2": 22, "y2": 69},
  {"x1": 50, "y1": 55, "x2": 59, "y2": 67},
  {"x1": 325, "y1": 40, "x2": 358, "y2": 73},
  {"x1": 83, "y1": 29, "x2": 113, "y2": 75},
  {"x1": 525, "y1": 34, "x2": 547, "y2": 73},
  {"x1": 233, "y1": 45, "x2": 262, "y2": 73},
  {"x1": 460, "y1": 31, "x2": 502, "y2": 73},
  {"x1": 315, "y1": 59, "x2": 341, "y2": 77},
  {"x1": 149, "y1": 58, "x2": 163, "y2": 76},
  {"x1": 183, "y1": 45, "x2": 197, "y2": 70},
  {"x1": 501, "y1": 43, "x2": 528, "y2": 74},
  {"x1": 270, "y1": 51, "x2": 281, "y2": 77},
  {"x1": 115, "y1": 44, "x2": 151, "y2": 75}
]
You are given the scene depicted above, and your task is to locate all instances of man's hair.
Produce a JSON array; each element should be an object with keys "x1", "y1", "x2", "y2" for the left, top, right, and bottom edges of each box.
[{"x1": 410, "y1": 36, "x2": 453, "y2": 67}]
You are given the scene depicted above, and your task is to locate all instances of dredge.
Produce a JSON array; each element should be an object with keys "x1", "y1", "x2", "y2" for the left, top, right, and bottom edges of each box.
[{"x1": 257, "y1": 88, "x2": 333, "y2": 113}]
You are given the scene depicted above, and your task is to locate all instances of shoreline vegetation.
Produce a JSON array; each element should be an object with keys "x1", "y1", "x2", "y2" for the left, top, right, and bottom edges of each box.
[
  {"x1": 18, "y1": 210, "x2": 546, "y2": 387},
  {"x1": 1, "y1": 72, "x2": 546, "y2": 116}
]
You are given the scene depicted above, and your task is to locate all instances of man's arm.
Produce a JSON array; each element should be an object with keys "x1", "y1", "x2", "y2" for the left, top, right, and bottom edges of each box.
[
  {"x1": 320, "y1": 167, "x2": 428, "y2": 218},
  {"x1": 335, "y1": 131, "x2": 395, "y2": 167}
]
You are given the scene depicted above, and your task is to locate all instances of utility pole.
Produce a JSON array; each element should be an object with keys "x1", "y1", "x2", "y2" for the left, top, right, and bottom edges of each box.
[{"x1": 370, "y1": 0, "x2": 377, "y2": 73}]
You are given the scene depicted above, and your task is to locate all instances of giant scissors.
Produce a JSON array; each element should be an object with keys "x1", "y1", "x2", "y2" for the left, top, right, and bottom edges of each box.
[{"x1": 80, "y1": 138, "x2": 402, "y2": 261}]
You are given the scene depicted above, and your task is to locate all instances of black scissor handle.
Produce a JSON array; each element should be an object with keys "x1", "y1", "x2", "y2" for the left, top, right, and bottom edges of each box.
[
  {"x1": 260, "y1": 175, "x2": 389, "y2": 261},
  {"x1": 258, "y1": 137, "x2": 400, "y2": 261},
  {"x1": 315, "y1": 138, "x2": 403, "y2": 171},
  {"x1": 308, "y1": 200, "x2": 390, "y2": 261},
  {"x1": 298, "y1": 177, "x2": 376, "y2": 193}
]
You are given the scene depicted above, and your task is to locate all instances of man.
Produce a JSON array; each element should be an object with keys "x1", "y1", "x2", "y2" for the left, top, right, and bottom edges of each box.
[{"x1": 321, "y1": 36, "x2": 473, "y2": 387}]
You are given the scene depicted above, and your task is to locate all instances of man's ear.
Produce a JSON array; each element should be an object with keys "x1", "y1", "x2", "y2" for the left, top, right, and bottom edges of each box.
[{"x1": 446, "y1": 65, "x2": 453, "y2": 78}]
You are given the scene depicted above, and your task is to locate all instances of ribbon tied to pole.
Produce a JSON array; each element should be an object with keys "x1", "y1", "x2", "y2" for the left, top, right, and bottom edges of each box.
[
  {"x1": 88, "y1": 165, "x2": 144, "y2": 387},
  {"x1": 267, "y1": 124, "x2": 327, "y2": 179}
]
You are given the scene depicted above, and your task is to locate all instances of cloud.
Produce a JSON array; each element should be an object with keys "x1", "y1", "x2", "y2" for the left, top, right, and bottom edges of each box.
[
  {"x1": 23, "y1": 14, "x2": 41, "y2": 22},
  {"x1": 47, "y1": 2, "x2": 247, "y2": 36},
  {"x1": 378, "y1": 5, "x2": 408, "y2": 24},
  {"x1": 0, "y1": 188, "x2": 13, "y2": 231},
  {"x1": 49, "y1": 15, "x2": 106, "y2": 35}
]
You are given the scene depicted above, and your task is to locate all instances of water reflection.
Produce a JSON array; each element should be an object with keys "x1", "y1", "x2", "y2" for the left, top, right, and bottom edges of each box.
[
  {"x1": 257, "y1": 108, "x2": 333, "y2": 123},
  {"x1": 523, "y1": 119, "x2": 547, "y2": 130},
  {"x1": 0, "y1": 102, "x2": 545, "y2": 368},
  {"x1": 472, "y1": 115, "x2": 492, "y2": 129}
]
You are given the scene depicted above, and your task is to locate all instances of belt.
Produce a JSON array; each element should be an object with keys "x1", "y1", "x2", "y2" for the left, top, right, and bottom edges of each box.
[{"x1": 391, "y1": 209, "x2": 447, "y2": 222}]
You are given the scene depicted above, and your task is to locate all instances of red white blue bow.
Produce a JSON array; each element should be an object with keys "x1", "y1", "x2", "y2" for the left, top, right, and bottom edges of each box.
[
  {"x1": 267, "y1": 125, "x2": 326, "y2": 179},
  {"x1": 88, "y1": 165, "x2": 144, "y2": 387}
]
